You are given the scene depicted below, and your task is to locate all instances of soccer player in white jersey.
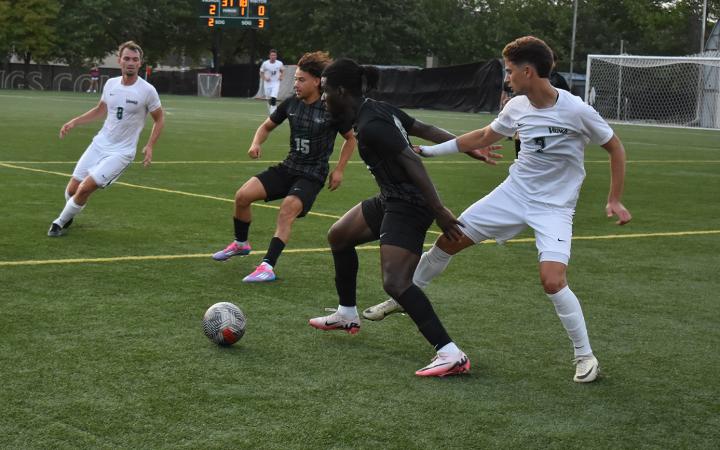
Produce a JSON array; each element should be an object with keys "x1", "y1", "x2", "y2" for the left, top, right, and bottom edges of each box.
[
  {"x1": 363, "y1": 36, "x2": 632, "y2": 383},
  {"x1": 48, "y1": 41, "x2": 164, "y2": 237},
  {"x1": 259, "y1": 49, "x2": 285, "y2": 115}
]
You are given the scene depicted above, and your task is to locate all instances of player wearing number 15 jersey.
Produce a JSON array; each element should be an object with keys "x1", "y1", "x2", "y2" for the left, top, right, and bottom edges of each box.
[
  {"x1": 48, "y1": 41, "x2": 164, "y2": 237},
  {"x1": 211, "y1": 51, "x2": 356, "y2": 283}
]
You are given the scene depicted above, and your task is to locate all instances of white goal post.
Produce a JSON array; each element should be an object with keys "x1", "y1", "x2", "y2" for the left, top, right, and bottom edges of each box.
[
  {"x1": 585, "y1": 54, "x2": 720, "y2": 129},
  {"x1": 198, "y1": 73, "x2": 222, "y2": 97}
]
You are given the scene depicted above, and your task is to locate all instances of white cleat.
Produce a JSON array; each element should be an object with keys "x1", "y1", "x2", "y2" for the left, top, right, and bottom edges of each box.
[
  {"x1": 415, "y1": 352, "x2": 471, "y2": 377},
  {"x1": 573, "y1": 354, "x2": 600, "y2": 383},
  {"x1": 362, "y1": 298, "x2": 404, "y2": 321},
  {"x1": 308, "y1": 311, "x2": 361, "y2": 334}
]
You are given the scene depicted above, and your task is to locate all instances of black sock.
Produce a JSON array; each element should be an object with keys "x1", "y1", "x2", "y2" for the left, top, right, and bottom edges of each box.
[
  {"x1": 262, "y1": 237, "x2": 286, "y2": 267},
  {"x1": 233, "y1": 217, "x2": 250, "y2": 242},
  {"x1": 333, "y1": 248, "x2": 358, "y2": 307},
  {"x1": 396, "y1": 285, "x2": 452, "y2": 351}
]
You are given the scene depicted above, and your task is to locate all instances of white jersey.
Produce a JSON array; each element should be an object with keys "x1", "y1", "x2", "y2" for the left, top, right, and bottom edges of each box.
[
  {"x1": 490, "y1": 89, "x2": 613, "y2": 209},
  {"x1": 260, "y1": 59, "x2": 284, "y2": 84},
  {"x1": 93, "y1": 76, "x2": 161, "y2": 156}
]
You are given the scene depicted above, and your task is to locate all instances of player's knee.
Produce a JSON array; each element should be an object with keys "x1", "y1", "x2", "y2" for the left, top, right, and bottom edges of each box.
[
  {"x1": 382, "y1": 276, "x2": 411, "y2": 300},
  {"x1": 278, "y1": 203, "x2": 301, "y2": 224},
  {"x1": 235, "y1": 188, "x2": 253, "y2": 207},
  {"x1": 540, "y1": 275, "x2": 566, "y2": 294}
]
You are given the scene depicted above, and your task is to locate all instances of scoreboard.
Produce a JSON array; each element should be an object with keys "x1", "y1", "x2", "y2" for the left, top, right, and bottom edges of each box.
[{"x1": 199, "y1": 0, "x2": 269, "y2": 28}]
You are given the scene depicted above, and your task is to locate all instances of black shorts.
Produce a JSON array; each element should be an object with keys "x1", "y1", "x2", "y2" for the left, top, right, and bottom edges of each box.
[
  {"x1": 255, "y1": 165, "x2": 323, "y2": 218},
  {"x1": 361, "y1": 195, "x2": 434, "y2": 255}
]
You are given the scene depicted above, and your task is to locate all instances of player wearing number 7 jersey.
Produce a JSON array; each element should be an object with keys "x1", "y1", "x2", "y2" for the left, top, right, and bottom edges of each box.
[
  {"x1": 48, "y1": 41, "x2": 164, "y2": 237},
  {"x1": 211, "y1": 51, "x2": 356, "y2": 283}
]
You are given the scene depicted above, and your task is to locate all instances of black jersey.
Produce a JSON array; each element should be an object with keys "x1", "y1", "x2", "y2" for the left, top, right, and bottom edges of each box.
[
  {"x1": 270, "y1": 96, "x2": 352, "y2": 183},
  {"x1": 354, "y1": 99, "x2": 427, "y2": 205}
]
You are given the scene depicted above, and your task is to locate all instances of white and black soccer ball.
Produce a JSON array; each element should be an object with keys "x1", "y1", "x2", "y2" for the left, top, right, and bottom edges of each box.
[{"x1": 202, "y1": 302, "x2": 246, "y2": 346}]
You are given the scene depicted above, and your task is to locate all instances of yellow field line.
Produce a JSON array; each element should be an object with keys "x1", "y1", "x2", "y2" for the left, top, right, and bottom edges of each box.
[
  {"x1": 1, "y1": 230, "x2": 718, "y2": 267},
  {"x1": 0, "y1": 162, "x2": 342, "y2": 220}
]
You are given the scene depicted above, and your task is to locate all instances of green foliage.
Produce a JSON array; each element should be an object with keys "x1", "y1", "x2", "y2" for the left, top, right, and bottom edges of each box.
[{"x1": 1, "y1": 0, "x2": 718, "y2": 70}]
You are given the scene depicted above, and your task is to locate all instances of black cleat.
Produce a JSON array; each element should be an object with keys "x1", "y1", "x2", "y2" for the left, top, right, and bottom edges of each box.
[
  {"x1": 47, "y1": 222, "x2": 64, "y2": 237},
  {"x1": 63, "y1": 218, "x2": 73, "y2": 229}
]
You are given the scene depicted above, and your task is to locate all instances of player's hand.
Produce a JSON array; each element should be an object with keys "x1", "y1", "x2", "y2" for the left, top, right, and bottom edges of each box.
[
  {"x1": 327, "y1": 169, "x2": 343, "y2": 191},
  {"x1": 59, "y1": 120, "x2": 76, "y2": 139},
  {"x1": 464, "y1": 145, "x2": 503, "y2": 165},
  {"x1": 248, "y1": 144, "x2": 261, "y2": 159},
  {"x1": 434, "y1": 206, "x2": 464, "y2": 242},
  {"x1": 606, "y1": 200, "x2": 632, "y2": 225},
  {"x1": 142, "y1": 145, "x2": 153, "y2": 167},
  {"x1": 412, "y1": 145, "x2": 430, "y2": 157}
]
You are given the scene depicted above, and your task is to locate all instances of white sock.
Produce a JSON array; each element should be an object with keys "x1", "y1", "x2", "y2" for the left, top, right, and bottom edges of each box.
[
  {"x1": 54, "y1": 197, "x2": 83, "y2": 227},
  {"x1": 437, "y1": 342, "x2": 461, "y2": 355},
  {"x1": 412, "y1": 245, "x2": 452, "y2": 288},
  {"x1": 337, "y1": 305, "x2": 358, "y2": 318},
  {"x1": 234, "y1": 240, "x2": 248, "y2": 246},
  {"x1": 547, "y1": 285, "x2": 592, "y2": 357},
  {"x1": 64, "y1": 190, "x2": 71, "y2": 201}
]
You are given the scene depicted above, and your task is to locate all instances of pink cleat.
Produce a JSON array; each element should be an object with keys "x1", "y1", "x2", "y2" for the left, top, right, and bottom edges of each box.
[
  {"x1": 242, "y1": 262, "x2": 276, "y2": 283},
  {"x1": 212, "y1": 241, "x2": 251, "y2": 261},
  {"x1": 415, "y1": 352, "x2": 471, "y2": 377},
  {"x1": 308, "y1": 311, "x2": 361, "y2": 334}
]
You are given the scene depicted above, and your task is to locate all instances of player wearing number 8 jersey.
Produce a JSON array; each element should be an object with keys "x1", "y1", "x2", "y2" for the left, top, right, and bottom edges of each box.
[
  {"x1": 212, "y1": 51, "x2": 356, "y2": 283},
  {"x1": 48, "y1": 41, "x2": 164, "y2": 237}
]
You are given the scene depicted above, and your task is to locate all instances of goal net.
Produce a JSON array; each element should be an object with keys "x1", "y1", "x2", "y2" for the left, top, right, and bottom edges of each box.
[
  {"x1": 585, "y1": 54, "x2": 720, "y2": 129},
  {"x1": 198, "y1": 73, "x2": 222, "y2": 97}
]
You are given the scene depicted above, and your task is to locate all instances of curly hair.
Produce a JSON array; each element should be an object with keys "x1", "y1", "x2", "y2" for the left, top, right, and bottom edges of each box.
[
  {"x1": 502, "y1": 36, "x2": 553, "y2": 78},
  {"x1": 297, "y1": 51, "x2": 332, "y2": 78}
]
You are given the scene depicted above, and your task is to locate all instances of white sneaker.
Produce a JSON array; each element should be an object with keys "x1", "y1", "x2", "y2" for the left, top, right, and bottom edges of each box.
[
  {"x1": 362, "y1": 298, "x2": 404, "y2": 321},
  {"x1": 308, "y1": 311, "x2": 360, "y2": 334},
  {"x1": 573, "y1": 354, "x2": 599, "y2": 383},
  {"x1": 415, "y1": 352, "x2": 470, "y2": 377}
]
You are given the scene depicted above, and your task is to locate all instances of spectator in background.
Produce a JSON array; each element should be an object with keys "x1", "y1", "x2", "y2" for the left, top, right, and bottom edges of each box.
[{"x1": 87, "y1": 66, "x2": 100, "y2": 93}]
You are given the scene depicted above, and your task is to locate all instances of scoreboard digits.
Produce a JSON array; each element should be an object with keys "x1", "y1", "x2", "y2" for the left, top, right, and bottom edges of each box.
[{"x1": 200, "y1": 0, "x2": 269, "y2": 28}]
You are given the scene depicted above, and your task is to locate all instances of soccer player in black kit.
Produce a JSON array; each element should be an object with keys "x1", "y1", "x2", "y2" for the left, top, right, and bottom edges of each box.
[
  {"x1": 212, "y1": 52, "x2": 356, "y2": 283},
  {"x1": 308, "y1": 58, "x2": 500, "y2": 377}
]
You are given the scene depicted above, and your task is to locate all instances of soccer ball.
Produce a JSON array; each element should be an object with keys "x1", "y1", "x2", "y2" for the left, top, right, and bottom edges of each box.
[{"x1": 202, "y1": 302, "x2": 246, "y2": 346}]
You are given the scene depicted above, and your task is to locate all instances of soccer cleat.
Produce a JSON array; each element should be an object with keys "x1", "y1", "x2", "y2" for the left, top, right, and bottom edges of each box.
[
  {"x1": 242, "y1": 262, "x2": 276, "y2": 283},
  {"x1": 362, "y1": 298, "x2": 404, "y2": 321},
  {"x1": 212, "y1": 241, "x2": 251, "y2": 261},
  {"x1": 573, "y1": 354, "x2": 600, "y2": 383},
  {"x1": 415, "y1": 352, "x2": 471, "y2": 377},
  {"x1": 308, "y1": 311, "x2": 361, "y2": 334},
  {"x1": 63, "y1": 218, "x2": 74, "y2": 230},
  {"x1": 47, "y1": 222, "x2": 64, "y2": 237}
]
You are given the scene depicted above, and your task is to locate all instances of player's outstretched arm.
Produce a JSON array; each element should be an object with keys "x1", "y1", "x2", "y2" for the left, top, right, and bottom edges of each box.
[
  {"x1": 142, "y1": 107, "x2": 165, "y2": 167},
  {"x1": 59, "y1": 100, "x2": 107, "y2": 138},
  {"x1": 415, "y1": 125, "x2": 504, "y2": 165},
  {"x1": 247, "y1": 118, "x2": 278, "y2": 159},
  {"x1": 408, "y1": 119, "x2": 455, "y2": 144},
  {"x1": 328, "y1": 130, "x2": 357, "y2": 191},
  {"x1": 602, "y1": 134, "x2": 632, "y2": 225}
]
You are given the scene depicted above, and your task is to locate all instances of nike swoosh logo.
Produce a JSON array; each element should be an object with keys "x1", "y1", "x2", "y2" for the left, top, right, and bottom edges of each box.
[
  {"x1": 324, "y1": 321, "x2": 339, "y2": 326},
  {"x1": 558, "y1": 238, "x2": 566, "y2": 242}
]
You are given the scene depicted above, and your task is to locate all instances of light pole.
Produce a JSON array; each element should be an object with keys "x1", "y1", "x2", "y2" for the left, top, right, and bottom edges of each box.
[{"x1": 569, "y1": 0, "x2": 579, "y2": 91}]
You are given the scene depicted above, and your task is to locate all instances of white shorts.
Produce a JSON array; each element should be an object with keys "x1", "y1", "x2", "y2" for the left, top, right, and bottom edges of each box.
[
  {"x1": 72, "y1": 142, "x2": 133, "y2": 188},
  {"x1": 457, "y1": 181, "x2": 574, "y2": 264},
  {"x1": 264, "y1": 81, "x2": 280, "y2": 99}
]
